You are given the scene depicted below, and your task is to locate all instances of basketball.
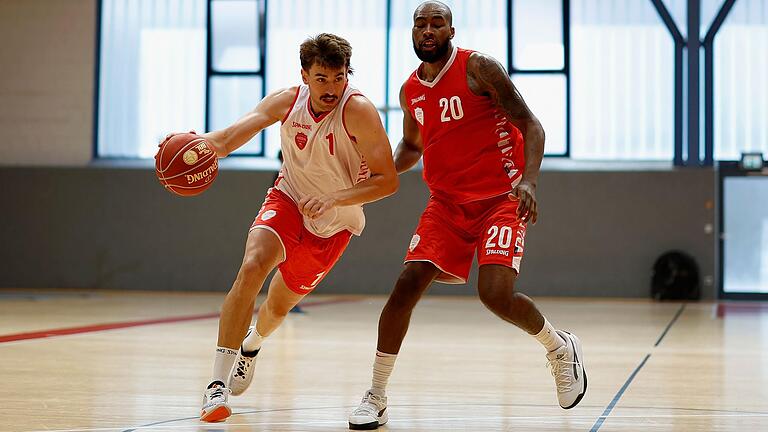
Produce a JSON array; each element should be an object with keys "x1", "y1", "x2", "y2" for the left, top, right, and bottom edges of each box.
[{"x1": 155, "y1": 133, "x2": 218, "y2": 197}]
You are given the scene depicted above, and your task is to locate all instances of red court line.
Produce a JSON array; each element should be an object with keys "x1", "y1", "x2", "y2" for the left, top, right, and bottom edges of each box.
[{"x1": 0, "y1": 297, "x2": 362, "y2": 344}]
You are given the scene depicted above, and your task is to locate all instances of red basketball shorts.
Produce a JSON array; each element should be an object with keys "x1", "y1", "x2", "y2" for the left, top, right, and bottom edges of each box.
[
  {"x1": 405, "y1": 193, "x2": 527, "y2": 284},
  {"x1": 250, "y1": 188, "x2": 352, "y2": 295}
]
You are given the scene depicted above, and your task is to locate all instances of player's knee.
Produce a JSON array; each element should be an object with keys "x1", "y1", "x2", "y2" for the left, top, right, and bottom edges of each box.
[
  {"x1": 478, "y1": 284, "x2": 510, "y2": 312},
  {"x1": 239, "y1": 252, "x2": 275, "y2": 281},
  {"x1": 388, "y1": 268, "x2": 431, "y2": 309},
  {"x1": 396, "y1": 269, "x2": 431, "y2": 294}
]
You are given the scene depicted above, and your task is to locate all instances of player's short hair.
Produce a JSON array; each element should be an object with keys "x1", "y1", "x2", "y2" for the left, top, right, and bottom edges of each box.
[{"x1": 299, "y1": 33, "x2": 354, "y2": 75}]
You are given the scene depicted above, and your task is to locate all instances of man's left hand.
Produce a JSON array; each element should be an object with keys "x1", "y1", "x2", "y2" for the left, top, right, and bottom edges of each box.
[
  {"x1": 299, "y1": 195, "x2": 338, "y2": 220},
  {"x1": 509, "y1": 181, "x2": 538, "y2": 224}
]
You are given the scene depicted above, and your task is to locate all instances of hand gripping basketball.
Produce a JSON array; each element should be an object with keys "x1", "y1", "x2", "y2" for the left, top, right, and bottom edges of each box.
[{"x1": 155, "y1": 132, "x2": 218, "y2": 197}]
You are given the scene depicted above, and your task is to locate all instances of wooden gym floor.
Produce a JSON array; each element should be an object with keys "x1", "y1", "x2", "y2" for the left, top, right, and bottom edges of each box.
[{"x1": 1, "y1": 289, "x2": 767, "y2": 431}]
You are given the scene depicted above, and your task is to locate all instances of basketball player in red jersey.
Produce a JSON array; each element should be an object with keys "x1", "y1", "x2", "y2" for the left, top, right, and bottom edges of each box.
[
  {"x1": 349, "y1": 2, "x2": 586, "y2": 429},
  {"x1": 182, "y1": 34, "x2": 398, "y2": 422}
]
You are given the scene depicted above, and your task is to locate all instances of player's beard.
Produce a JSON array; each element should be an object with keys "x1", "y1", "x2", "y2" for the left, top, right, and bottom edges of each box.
[{"x1": 413, "y1": 39, "x2": 451, "y2": 63}]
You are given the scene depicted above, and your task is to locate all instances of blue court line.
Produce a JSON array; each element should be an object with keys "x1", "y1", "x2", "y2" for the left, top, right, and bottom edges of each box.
[
  {"x1": 591, "y1": 303, "x2": 686, "y2": 430},
  {"x1": 655, "y1": 303, "x2": 686, "y2": 347},
  {"x1": 589, "y1": 353, "x2": 652, "y2": 432}
]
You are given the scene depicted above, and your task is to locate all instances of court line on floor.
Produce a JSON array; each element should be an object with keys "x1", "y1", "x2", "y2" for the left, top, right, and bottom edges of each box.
[
  {"x1": 0, "y1": 297, "x2": 362, "y2": 344},
  {"x1": 655, "y1": 303, "x2": 686, "y2": 346},
  {"x1": 590, "y1": 303, "x2": 687, "y2": 431},
  {"x1": 589, "y1": 353, "x2": 651, "y2": 432},
  {"x1": 27, "y1": 411, "x2": 768, "y2": 432},
  {"x1": 117, "y1": 400, "x2": 768, "y2": 432},
  {"x1": 22, "y1": 399, "x2": 762, "y2": 432}
]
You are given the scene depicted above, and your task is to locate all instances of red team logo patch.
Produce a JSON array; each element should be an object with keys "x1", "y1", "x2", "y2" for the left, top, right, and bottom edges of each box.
[{"x1": 295, "y1": 132, "x2": 308, "y2": 150}]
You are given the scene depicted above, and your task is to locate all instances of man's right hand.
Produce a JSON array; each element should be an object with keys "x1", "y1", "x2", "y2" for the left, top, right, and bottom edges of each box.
[
  {"x1": 159, "y1": 131, "x2": 227, "y2": 158},
  {"x1": 200, "y1": 132, "x2": 228, "y2": 158}
]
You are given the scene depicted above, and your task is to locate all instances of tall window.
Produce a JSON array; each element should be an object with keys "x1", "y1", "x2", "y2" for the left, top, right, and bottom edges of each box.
[
  {"x1": 98, "y1": 0, "x2": 737, "y2": 164},
  {"x1": 714, "y1": 0, "x2": 768, "y2": 160},
  {"x1": 207, "y1": 0, "x2": 266, "y2": 156},
  {"x1": 570, "y1": 0, "x2": 675, "y2": 160},
  {"x1": 98, "y1": 0, "x2": 206, "y2": 158},
  {"x1": 510, "y1": 0, "x2": 567, "y2": 156}
]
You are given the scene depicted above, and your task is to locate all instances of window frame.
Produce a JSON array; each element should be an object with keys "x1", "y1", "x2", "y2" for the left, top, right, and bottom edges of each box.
[
  {"x1": 205, "y1": 0, "x2": 268, "y2": 157},
  {"x1": 93, "y1": 0, "x2": 746, "y2": 165},
  {"x1": 508, "y1": 0, "x2": 570, "y2": 157}
]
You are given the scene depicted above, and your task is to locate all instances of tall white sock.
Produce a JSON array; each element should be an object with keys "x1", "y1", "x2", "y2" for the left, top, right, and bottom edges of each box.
[
  {"x1": 242, "y1": 326, "x2": 265, "y2": 353},
  {"x1": 211, "y1": 346, "x2": 238, "y2": 386},
  {"x1": 533, "y1": 318, "x2": 566, "y2": 352},
  {"x1": 371, "y1": 351, "x2": 397, "y2": 395}
]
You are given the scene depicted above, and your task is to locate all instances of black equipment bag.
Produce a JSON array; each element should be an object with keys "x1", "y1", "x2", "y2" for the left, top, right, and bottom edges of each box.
[{"x1": 651, "y1": 251, "x2": 701, "y2": 301}]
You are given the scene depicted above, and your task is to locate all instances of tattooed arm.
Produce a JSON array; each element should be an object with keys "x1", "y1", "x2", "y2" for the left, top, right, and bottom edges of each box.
[{"x1": 466, "y1": 52, "x2": 545, "y2": 224}]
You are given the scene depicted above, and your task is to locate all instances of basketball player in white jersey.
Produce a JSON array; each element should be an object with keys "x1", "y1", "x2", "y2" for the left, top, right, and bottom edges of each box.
[{"x1": 189, "y1": 33, "x2": 398, "y2": 422}]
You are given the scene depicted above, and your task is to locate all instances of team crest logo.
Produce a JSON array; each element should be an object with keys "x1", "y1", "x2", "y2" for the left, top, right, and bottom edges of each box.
[
  {"x1": 261, "y1": 210, "x2": 277, "y2": 221},
  {"x1": 414, "y1": 107, "x2": 424, "y2": 126},
  {"x1": 409, "y1": 234, "x2": 421, "y2": 252},
  {"x1": 182, "y1": 150, "x2": 198, "y2": 165},
  {"x1": 295, "y1": 132, "x2": 308, "y2": 150}
]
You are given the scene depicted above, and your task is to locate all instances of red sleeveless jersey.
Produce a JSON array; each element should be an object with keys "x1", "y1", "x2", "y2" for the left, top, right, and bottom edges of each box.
[{"x1": 403, "y1": 47, "x2": 525, "y2": 204}]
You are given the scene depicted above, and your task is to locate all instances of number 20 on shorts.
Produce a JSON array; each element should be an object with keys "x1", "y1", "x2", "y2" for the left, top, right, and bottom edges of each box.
[{"x1": 485, "y1": 225, "x2": 514, "y2": 249}]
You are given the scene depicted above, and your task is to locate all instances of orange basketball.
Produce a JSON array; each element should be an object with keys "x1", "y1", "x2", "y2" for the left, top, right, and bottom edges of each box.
[{"x1": 155, "y1": 133, "x2": 218, "y2": 197}]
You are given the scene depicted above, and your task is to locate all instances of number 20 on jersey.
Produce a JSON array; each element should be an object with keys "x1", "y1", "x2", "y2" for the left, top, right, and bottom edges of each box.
[{"x1": 439, "y1": 96, "x2": 464, "y2": 122}]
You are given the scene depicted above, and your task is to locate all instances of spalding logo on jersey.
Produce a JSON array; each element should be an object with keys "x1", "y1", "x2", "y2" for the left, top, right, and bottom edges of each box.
[
  {"x1": 295, "y1": 132, "x2": 308, "y2": 150},
  {"x1": 414, "y1": 107, "x2": 425, "y2": 126}
]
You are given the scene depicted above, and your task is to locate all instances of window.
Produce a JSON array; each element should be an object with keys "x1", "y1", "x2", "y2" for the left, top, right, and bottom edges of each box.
[
  {"x1": 97, "y1": 0, "x2": 749, "y2": 165},
  {"x1": 570, "y1": 0, "x2": 674, "y2": 160},
  {"x1": 98, "y1": 0, "x2": 206, "y2": 158},
  {"x1": 211, "y1": 0, "x2": 260, "y2": 71},
  {"x1": 208, "y1": 76, "x2": 263, "y2": 154},
  {"x1": 510, "y1": 0, "x2": 567, "y2": 156},
  {"x1": 208, "y1": 0, "x2": 265, "y2": 156},
  {"x1": 714, "y1": 0, "x2": 768, "y2": 161},
  {"x1": 511, "y1": 74, "x2": 567, "y2": 155},
  {"x1": 513, "y1": 0, "x2": 564, "y2": 70}
]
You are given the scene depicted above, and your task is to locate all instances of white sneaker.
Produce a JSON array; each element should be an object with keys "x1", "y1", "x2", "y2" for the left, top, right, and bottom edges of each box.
[
  {"x1": 546, "y1": 330, "x2": 587, "y2": 409},
  {"x1": 348, "y1": 389, "x2": 388, "y2": 430},
  {"x1": 200, "y1": 382, "x2": 232, "y2": 422},
  {"x1": 229, "y1": 328, "x2": 260, "y2": 396}
]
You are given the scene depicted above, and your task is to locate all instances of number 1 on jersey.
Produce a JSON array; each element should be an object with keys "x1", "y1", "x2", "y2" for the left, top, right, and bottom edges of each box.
[{"x1": 325, "y1": 133, "x2": 335, "y2": 155}]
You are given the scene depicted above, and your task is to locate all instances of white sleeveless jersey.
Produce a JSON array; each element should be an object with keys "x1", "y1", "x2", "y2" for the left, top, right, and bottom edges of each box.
[{"x1": 275, "y1": 84, "x2": 371, "y2": 238}]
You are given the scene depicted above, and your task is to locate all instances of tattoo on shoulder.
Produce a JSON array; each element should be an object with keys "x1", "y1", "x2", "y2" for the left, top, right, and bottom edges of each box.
[{"x1": 467, "y1": 53, "x2": 532, "y2": 121}]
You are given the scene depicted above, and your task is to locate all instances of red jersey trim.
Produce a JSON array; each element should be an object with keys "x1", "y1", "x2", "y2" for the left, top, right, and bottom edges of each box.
[
  {"x1": 341, "y1": 93, "x2": 365, "y2": 141},
  {"x1": 416, "y1": 46, "x2": 459, "y2": 88},
  {"x1": 280, "y1": 87, "x2": 301, "y2": 124},
  {"x1": 306, "y1": 96, "x2": 332, "y2": 123}
]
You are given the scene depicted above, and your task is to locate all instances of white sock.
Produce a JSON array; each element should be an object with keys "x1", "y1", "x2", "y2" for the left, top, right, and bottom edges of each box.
[
  {"x1": 242, "y1": 326, "x2": 265, "y2": 353},
  {"x1": 211, "y1": 346, "x2": 238, "y2": 386},
  {"x1": 371, "y1": 351, "x2": 397, "y2": 395},
  {"x1": 533, "y1": 318, "x2": 566, "y2": 352}
]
